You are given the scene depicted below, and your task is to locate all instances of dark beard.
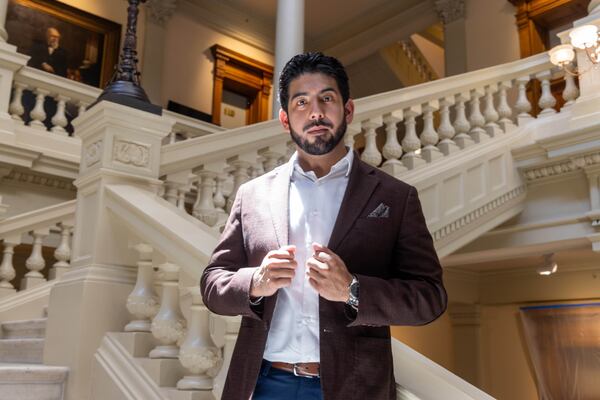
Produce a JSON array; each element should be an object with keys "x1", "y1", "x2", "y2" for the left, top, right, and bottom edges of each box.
[{"x1": 290, "y1": 118, "x2": 347, "y2": 156}]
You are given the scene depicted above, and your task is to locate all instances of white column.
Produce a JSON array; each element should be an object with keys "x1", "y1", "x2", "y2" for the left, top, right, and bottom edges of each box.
[
  {"x1": 272, "y1": 0, "x2": 304, "y2": 116},
  {"x1": 360, "y1": 117, "x2": 383, "y2": 167},
  {"x1": 435, "y1": 0, "x2": 466, "y2": 76},
  {"x1": 0, "y1": 235, "x2": 18, "y2": 297},
  {"x1": 141, "y1": 0, "x2": 177, "y2": 105},
  {"x1": 381, "y1": 111, "x2": 406, "y2": 176}
]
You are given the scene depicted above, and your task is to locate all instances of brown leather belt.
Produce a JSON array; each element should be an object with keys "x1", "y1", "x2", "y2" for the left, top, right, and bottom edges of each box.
[{"x1": 270, "y1": 361, "x2": 320, "y2": 378}]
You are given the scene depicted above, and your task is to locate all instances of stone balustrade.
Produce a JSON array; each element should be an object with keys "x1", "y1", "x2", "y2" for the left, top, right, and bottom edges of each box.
[{"x1": 0, "y1": 200, "x2": 75, "y2": 297}]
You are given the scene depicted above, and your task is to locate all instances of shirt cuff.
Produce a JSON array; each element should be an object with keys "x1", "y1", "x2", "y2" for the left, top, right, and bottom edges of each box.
[{"x1": 249, "y1": 296, "x2": 264, "y2": 306}]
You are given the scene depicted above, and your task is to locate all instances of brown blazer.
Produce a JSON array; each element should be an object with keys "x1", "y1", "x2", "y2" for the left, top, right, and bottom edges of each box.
[{"x1": 200, "y1": 154, "x2": 447, "y2": 400}]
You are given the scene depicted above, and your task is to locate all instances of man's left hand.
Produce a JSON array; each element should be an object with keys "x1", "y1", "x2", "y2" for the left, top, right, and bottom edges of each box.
[{"x1": 306, "y1": 243, "x2": 353, "y2": 302}]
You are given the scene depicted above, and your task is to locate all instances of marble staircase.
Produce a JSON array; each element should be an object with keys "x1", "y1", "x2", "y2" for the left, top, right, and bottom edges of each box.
[{"x1": 0, "y1": 308, "x2": 68, "y2": 400}]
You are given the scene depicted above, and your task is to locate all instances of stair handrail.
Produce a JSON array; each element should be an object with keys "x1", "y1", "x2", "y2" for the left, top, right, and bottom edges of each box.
[
  {"x1": 0, "y1": 199, "x2": 76, "y2": 239},
  {"x1": 160, "y1": 52, "x2": 553, "y2": 176}
]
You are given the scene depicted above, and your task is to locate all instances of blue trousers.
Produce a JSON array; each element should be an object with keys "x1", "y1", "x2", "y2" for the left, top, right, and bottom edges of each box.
[{"x1": 252, "y1": 360, "x2": 323, "y2": 400}]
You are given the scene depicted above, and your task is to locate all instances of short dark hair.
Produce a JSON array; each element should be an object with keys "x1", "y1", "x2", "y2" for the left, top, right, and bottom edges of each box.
[{"x1": 278, "y1": 52, "x2": 350, "y2": 112}]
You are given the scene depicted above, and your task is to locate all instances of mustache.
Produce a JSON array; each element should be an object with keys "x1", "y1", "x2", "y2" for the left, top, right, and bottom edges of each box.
[{"x1": 303, "y1": 118, "x2": 333, "y2": 131}]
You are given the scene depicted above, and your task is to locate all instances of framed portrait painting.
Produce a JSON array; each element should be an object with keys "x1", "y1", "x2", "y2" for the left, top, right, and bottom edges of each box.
[{"x1": 6, "y1": 0, "x2": 121, "y2": 88}]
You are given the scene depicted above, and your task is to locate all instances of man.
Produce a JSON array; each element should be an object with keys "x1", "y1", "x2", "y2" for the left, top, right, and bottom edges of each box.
[
  {"x1": 200, "y1": 52, "x2": 447, "y2": 400},
  {"x1": 29, "y1": 27, "x2": 68, "y2": 77}
]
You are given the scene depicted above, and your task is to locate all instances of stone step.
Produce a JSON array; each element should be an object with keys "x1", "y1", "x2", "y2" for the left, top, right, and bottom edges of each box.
[
  {"x1": 2, "y1": 318, "x2": 47, "y2": 339},
  {"x1": 0, "y1": 339, "x2": 44, "y2": 364},
  {"x1": 0, "y1": 363, "x2": 68, "y2": 400}
]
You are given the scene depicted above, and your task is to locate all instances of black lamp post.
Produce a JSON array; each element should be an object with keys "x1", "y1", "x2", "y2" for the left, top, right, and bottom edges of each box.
[{"x1": 91, "y1": 0, "x2": 161, "y2": 115}]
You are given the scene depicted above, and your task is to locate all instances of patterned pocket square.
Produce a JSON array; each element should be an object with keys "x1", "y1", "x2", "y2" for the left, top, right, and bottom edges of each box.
[{"x1": 368, "y1": 203, "x2": 390, "y2": 218}]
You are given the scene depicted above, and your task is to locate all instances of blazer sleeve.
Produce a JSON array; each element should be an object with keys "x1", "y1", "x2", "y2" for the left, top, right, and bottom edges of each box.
[
  {"x1": 200, "y1": 184, "x2": 262, "y2": 320},
  {"x1": 349, "y1": 186, "x2": 447, "y2": 327}
]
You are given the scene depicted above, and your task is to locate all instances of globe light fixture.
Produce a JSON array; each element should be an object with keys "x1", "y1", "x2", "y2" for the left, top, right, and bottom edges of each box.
[
  {"x1": 537, "y1": 253, "x2": 558, "y2": 276},
  {"x1": 549, "y1": 24, "x2": 600, "y2": 76}
]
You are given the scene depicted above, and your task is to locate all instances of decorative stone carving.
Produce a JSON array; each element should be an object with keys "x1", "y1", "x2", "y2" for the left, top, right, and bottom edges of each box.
[
  {"x1": 2, "y1": 170, "x2": 75, "y2": 191},
  {"x1": 150, "y1": 262, "x2": 186, "y2": 358},
  {"x1": 113, "y1": 139, "x2": 150, "y2": 168},
  {"x1": 85, "y1": 140, "x2": 103, "y2": 168},
  {"x1": 177, "y1": 287, "x2": 223, "y2": 390},
  {"x1": 432, "y1": 186, "x2": 526, "y2": 242},
  {"x1": 125, "y1": 243, "x2": 159, "y2": 332},
  {"x1": 146, "y1": 0, "x2": 178, "y2": 26},
  {"x1": 434, "y1": 0, "x2": 465, "y2": 24}
]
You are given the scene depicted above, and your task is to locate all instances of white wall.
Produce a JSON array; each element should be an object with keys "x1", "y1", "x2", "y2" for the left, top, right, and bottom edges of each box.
[{"x1": 161, "y1": 13, "x2": 274, "y2": 116}]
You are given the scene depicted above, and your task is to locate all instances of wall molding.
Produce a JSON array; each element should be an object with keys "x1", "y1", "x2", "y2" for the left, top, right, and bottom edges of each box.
[{"x1": 1, "y1": 169, "x2": 76, "y2": 192}]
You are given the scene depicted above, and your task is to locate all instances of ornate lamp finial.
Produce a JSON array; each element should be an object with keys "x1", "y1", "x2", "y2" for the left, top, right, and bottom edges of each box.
[{"x1": 91, "y1": 0, "x2": 161, "y2": 115}]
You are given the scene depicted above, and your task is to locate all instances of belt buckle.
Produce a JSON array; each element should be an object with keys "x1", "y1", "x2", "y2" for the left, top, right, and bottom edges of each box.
[{"x1": 293, "y1": 363, "x2": 314, "y2": 379}]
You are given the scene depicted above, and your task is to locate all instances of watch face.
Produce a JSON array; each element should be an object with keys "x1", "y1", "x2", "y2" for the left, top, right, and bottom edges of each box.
[{"x1": 350, "y1": 280, "x2": 359, "y2": 297}]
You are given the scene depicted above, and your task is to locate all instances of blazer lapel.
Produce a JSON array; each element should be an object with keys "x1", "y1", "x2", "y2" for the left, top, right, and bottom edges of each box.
[
  {"x1": 328, "y1": 156, "x2": 380, "y2": 251},
  {"x1": 268, "y1": 163, "x2": 290, "y2": 248}
]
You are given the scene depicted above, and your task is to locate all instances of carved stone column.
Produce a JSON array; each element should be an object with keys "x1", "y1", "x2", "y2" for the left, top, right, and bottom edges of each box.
[
  {"x1": 434, "y1": 0, "x2": 466, "y2": 76},
  {"x1": 141, "y1": 0, "x2": 177, "y2": 104}
]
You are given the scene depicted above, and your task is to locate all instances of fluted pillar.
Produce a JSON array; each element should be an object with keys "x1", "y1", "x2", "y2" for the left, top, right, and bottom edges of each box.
[{"x1": 272, "y1": 0, "x2": 304, "y2": 115}]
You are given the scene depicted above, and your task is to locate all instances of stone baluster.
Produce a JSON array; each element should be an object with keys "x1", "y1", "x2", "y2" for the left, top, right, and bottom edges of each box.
[
  {"x1": 437, "y1": 96, "x2": 458, "y2": 155},
  {"x1": 344, "y1": 122, "x2": 361, "y2": 150},
  {"x1": 226, "y1": 158, "x2": 253, "y2": 212},
  {"x1": 50, "y1": 95, "x2": 70, "y2": 135},
  {"x1": 536, "y1": 70, "x2": 557, "y2": 116},
  {"x1": 562, "y1": 73, "x2": 579, "y2": 107},
  {"x1": 193, "y1": 170, "x2": 219, "y2": 227},
  {"x1": 213, "y1": 173, "x2": 227, "y2": 212},
  {"x1": 260, "y1": 144, "x2": 287, "y2": 173},
  {"x1": 150, "y1": 262, "x2": 186, "y2": 358},
  {"x1": 420, "y1": 100, "x2": 443, "y2": 163},
  {"x1": 22, "y1": 228, "x2": 49, "y2": 289},
  {"x1": 401, "y1": 106, "x2": 426, "y2": 170},
  {"x1": 9, "y1": 82, "x2": 27, "y2": 123},
  {"x1": 452, "y1": 92, "x2": 474, "y2": 149},
  {"x1": 515, "y1": 76, "x2": 533, "y2": 125},
  {"x1": 177, "y1": 286, "x2": 223, "y2": 390},
  {"x1": 483, "y1": 84, "x2": 502, "y2": 138},
  {"x1": 49, "y1": 223, "x2": 72, "y2": 280},
  {"x1": 0, "y1": 236, "x2": 19, "y2": 297},
  {"x1": 250, "y1": 157, "x2": 265, "y2": 179},
  {"x1": 381, "y1": 111, "x2": 406, "y2": 176},
  {"x1": 163, "y1": 171, "x2": 193, "y2": 209},
  {"x1": 360, "y1": 117, "x2": 383, "y2": 167},
  {"x1": 497, "y1": 80, "x2": 515, "y2": 132},
  {"x1": 77, "y1": 101, "x2": 88, "y2": 118},
  {"x1": 29, "y1": 88, "x2": 50, "y2": 130},
  {"x1": 125, "y1": 243, "x2": 159, "y2": 332},
  {"x1": 468, "y1": 88, "x2": 489, "y2": 143}
]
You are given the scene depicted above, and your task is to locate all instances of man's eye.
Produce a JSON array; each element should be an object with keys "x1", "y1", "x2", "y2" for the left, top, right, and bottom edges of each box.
[
  {"x1": 297, "y1": 99, "x2": 306, "y2": 106},
  {"x1": 323, "y1": 96, "x2": 332, "y2": 102}
]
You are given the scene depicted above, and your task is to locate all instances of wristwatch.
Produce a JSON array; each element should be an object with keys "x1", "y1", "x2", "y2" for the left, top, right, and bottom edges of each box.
[{"x1": 346, "y1": 275, "x2": 359, "y2": 308}]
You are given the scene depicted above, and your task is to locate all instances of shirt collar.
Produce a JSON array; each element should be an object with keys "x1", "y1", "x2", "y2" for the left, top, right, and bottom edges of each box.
[{"x1": 288, "y1": 147, "x2": 354, "y2": 180}]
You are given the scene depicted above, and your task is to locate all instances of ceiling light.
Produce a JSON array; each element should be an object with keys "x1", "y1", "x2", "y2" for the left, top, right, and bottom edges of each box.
[
  {"x1": 549, "y1": 24, "x2": 600, "y2": 76},
  {"x1": 537, "y1": 253, "x2": 558, "y2": 276}
]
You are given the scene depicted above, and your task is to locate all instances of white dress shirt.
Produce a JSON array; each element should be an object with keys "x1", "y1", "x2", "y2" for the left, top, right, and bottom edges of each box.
[{"x1": 263, "y1": 148, "x2": 354, "y2": 363}]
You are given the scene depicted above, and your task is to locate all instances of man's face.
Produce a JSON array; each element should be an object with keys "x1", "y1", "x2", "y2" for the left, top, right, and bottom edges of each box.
[
  {"x1": 280, "y1": 73, "x2": 353, "y2": 156},
  {"x1": 47, "y1": 28, "x2": 60, "y2": 47}
]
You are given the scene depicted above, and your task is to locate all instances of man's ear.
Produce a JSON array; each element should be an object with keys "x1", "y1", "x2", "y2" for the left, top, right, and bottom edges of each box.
[
  {"x1": 344, "y1": 99, "x2": 355, "y2": 124},
  {"x1": 279, "y1": 108, "x2": 290, "y2": 130}
]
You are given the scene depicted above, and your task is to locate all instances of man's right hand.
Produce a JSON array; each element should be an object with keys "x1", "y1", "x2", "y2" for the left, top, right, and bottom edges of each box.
[{"x1": 250, "y1": 245, "x2": 297, "y2": 298}]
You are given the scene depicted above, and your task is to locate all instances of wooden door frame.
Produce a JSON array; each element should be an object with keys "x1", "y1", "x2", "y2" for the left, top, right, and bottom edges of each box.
[{"x1": 210, "y1": 45, "x2": 273, "y2": 126}]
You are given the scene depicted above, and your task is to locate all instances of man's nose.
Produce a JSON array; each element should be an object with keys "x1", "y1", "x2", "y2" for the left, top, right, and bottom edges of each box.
[{"x1": 309, "y1": 103, "x2": 324, "y2": 120}]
